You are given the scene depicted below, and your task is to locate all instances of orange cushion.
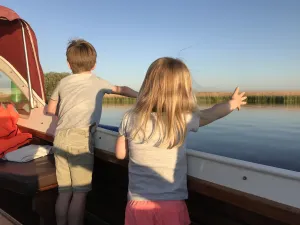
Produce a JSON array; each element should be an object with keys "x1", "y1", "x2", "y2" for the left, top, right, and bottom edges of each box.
[
  {"x1": 0, "y1": 133, "x2": 32, "y2": 158},
  {"x1": 0, "y1": 104, "x2": 19, "y2": 139},
  {"x1": 0, "y1": 104, "x2": 33, "y2": 158}
]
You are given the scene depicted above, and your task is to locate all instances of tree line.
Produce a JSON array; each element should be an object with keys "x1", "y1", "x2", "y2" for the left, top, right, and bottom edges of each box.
[{"x1": 44, "y1": 72, "x2": 70, "y2": 103}]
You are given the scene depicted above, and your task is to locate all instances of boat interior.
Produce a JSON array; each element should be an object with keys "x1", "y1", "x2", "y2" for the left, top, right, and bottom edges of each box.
[{"x1": 0, "y1": 5, "x2": 300, "y2": 225}]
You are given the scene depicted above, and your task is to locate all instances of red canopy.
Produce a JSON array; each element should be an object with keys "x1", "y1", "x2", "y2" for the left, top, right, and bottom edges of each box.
[{"x1": 0, "y1": 5, "x2": 45, "y2": 101}]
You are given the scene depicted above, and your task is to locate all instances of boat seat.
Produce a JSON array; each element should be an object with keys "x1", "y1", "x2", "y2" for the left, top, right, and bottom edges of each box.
[{"x1": 0, "y1": 155, "x2": 57, "y2": 196}]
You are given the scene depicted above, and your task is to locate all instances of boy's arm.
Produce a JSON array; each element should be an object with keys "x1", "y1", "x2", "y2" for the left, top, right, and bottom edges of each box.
[
  {"x1": 112, "y1": 86, "x2": 138, "y2": 98},
  {"x1": 47, "y1": 99, "x2": 58, "y2": 116},
  {"x1": 46, "y1": 82, "x2": 60, "y2": 116},
  {"x1": 199, "y1": 87, "x2": 247, "y2": 127}
]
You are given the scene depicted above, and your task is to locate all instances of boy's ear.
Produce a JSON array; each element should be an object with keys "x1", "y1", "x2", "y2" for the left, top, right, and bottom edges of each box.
[
  {"x1": 67, "y1": 62, "x2": 71, "y2": 70},
  {"x1": 91, "y1": 63, "x2": 96, "y2": 71}
]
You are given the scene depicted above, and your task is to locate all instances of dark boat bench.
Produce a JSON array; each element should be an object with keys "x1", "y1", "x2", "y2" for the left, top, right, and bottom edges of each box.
[{"x1": 0, "y1": 134, "x2": 58, "y2": 225}]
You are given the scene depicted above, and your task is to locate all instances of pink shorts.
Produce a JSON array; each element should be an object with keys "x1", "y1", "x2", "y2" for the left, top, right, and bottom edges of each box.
[{"x1": 125, "y1": 200, "x2": 191, "y2": 225}]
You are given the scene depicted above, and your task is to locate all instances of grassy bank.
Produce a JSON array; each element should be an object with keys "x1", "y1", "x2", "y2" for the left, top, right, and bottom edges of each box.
[
  {"x1": 42, "y1": 72, "x2": 300, "y2": 105},
  {"x1": 195, "y1": 91, "x2": 300, "y2": 104},
  {"x1": 196, "y1": 96, "x2": 300, "y2": 104},
  {"x1": 102, "y1": 97, "x2": 136, "y2": 104},
  {"x1": 103, "y1": 92, "x2": 300, "y2": 105},
  {"x1": 3, "y1": 89, "x2": 300, "y2": 105}
]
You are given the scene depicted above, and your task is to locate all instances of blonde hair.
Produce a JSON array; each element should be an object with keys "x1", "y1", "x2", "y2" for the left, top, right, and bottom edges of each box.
[{"x1": 128, "y1": 57, "x2": 198, "y2": 148}]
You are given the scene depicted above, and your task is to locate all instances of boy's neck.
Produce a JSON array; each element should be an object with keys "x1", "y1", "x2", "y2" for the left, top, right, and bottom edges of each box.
[{"x1": 74, "y1": 71, "x2": 92, "y2": 75}]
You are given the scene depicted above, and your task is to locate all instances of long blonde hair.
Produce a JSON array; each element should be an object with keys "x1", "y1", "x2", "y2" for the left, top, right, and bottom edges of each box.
[{"x1": 128, "y1": 57, "x2": 198, "y2": 148}]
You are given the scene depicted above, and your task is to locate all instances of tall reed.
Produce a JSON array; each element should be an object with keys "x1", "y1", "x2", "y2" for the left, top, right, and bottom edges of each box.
[
  {"x1": 196, "y1": 95, "x2": 300, "y2": 104},
  {"x1": 103, "y1": 94, "x2": 300, "y2": 105}
]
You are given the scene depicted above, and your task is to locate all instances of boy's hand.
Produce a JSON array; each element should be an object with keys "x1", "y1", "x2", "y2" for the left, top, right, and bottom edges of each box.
[
  {"x1": 112, "y1": 86, "x2": 138, "y2": 98},
  {"x1": 230, "y1": 87, "x2": 247, "y2": 111}
]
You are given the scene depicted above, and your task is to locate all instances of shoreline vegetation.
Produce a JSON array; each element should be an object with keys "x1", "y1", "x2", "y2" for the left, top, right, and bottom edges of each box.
[
  {"x1": 2, "y1": 73, "x2": 299, "y2": 105},
  {"x1": 103, "y1": 92, "x2": 300, "y2": 105},
  {"x1": 2, "y1": 91, "x2": 300, "y2": 105}
]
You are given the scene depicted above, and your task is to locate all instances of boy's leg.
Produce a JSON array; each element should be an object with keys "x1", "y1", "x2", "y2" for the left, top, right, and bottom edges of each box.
[
  {"x1": 68, "y1": 127, "x2": 95, "y2": 225},
  {"x1": 55, "y1": 192, "x2": 72, "y2": 225},
  {"x1": 53, "y1": 131, "x2": 73, "y2": 225},
  {"x1": 68, "y1": 192, "x2": 87, "y2": 225},
  {"x1": 54, "y1": 150, "x2": 73, "y2": 225},
  {"x1": 68, "y1": 154, "x2": 93, "y2": 225}
]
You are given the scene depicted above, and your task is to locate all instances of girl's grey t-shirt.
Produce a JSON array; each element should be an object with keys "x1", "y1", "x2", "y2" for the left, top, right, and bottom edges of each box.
[
  {"x1": 119, "y1": 112, "x2": 200, "y2": 201},
  {"x1": 51, "y1": 73, "x2": 113, "y2": 132}
]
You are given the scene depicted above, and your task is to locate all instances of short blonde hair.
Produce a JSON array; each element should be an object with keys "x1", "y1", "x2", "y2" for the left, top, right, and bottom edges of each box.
[{"x1": 66, "y1": 39, "x2": 97, "y2": 74}]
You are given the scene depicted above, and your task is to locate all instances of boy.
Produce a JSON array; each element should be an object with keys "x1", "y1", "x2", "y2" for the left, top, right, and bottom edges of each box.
[{"x1": 47, "y1": 39, "x2": 138, "y2": 225}]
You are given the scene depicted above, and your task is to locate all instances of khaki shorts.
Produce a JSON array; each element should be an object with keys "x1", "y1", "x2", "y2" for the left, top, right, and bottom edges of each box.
[{"x1": 53, "y1": 125, "x2": 96, "y2": 193}]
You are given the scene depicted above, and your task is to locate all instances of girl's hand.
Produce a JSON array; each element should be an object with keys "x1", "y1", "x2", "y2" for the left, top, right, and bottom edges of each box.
[
  {"x1": 199, "y1": 87, "x2": 247, "y2": 127},
  {"x1": 231, "y1": 87, "x2": 247, "y2": 111}
]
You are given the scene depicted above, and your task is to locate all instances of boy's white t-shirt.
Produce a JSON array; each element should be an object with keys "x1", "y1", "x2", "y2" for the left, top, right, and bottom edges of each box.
[
  {"x1": 51, "y1": 73, "x2": 113, "y2": 132},
  {"x1": 119, "y1": 112, "x2": 200, "y2": 201}
]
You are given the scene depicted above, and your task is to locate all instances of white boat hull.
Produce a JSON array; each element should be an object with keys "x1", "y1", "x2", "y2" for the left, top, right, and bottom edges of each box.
[{"x1": 95, "y1": 127, "x2": 300, "y2": 209}]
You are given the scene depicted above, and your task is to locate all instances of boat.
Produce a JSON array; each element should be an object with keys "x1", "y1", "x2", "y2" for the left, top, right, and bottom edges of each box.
[{"x1": 0, "y1": 5, "x2": 300, "y2": 225}]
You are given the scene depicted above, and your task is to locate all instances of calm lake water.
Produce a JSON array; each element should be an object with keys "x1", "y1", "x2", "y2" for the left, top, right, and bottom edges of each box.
[{"x1": 100, "y1": 104, "x2": 300, "y2": 172}]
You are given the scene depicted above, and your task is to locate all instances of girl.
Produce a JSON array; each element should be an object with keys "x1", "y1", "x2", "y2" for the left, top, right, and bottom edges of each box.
[{"x1": 115, "y1": 57, "x2": 247, "y2": 225}]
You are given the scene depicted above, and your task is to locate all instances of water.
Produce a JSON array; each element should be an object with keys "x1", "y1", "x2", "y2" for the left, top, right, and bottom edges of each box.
[{"x1": 100, "y1": 104, "x2": 300, "y2": 172}]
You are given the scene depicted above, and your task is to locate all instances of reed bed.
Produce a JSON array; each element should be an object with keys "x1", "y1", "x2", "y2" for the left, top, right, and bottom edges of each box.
[
  {"x1": 2, "y1": 90, "x2": 299, "y2": 105},
  {"x1": 102, "y1": 97, "x2": 136, "y2": 104},
  {"x1": 196, "y1": 91, "x2": 300, "y2": 104},
  {"x1": 103, "y1": 92, "x2": 300, "y2": 105}
]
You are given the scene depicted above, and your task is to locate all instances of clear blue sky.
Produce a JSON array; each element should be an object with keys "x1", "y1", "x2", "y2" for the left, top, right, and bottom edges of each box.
[{"x1": 2, "y1": 0, "x2": 300, "y2": 91}]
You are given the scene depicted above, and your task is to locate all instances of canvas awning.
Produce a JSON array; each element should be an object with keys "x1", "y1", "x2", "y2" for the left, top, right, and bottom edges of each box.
[{"x1": 0, "y1": 5, "x2": 45, "y2": 102}]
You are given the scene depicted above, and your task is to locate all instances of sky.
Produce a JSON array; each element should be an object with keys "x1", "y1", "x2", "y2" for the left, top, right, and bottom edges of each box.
[{"x1": 1, "y1": 0, "x2": 300, "y2": 91}]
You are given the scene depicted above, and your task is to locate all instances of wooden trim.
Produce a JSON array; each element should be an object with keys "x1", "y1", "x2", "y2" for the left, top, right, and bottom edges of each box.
[
  {"x1": 0, "y1": 208, "x2": 22, "y2": 225},
  {"x1": 38, "y1": 184, "x2": 57, "y2": 192},
  {"x1": 18, "y1": 125, "x2": 54, "y2": 143},
  {"x1": 94, "y1": 148, "x2": 300, "y2": 225},
  {"x1": 188, "y1": 177, "x2": 300, "y2": 225},
  {"x1": 94, "y1": 149, "x2": 128, "y2": 168}
]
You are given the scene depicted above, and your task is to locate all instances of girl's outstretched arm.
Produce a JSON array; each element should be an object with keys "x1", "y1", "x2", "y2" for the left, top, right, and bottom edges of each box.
[{"x1": 199, "y1": 87, "x2": 247, "y2": 127}]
